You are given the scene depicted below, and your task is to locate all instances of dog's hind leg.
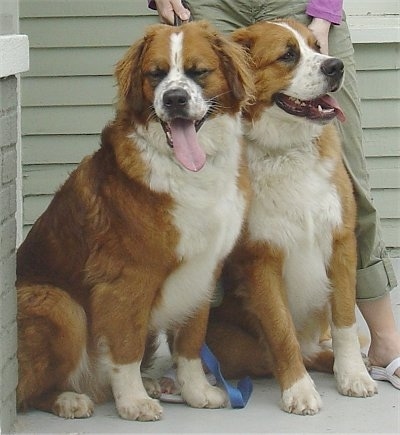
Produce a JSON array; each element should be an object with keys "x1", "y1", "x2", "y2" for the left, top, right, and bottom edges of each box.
[
  {"x1": 206, "y1": 319, "x2": 273, "y2": 379},
  {"x1": 17, "y1": 284, "x2": 93, "y2": 417},
  {"x1": 304, "y1": 348, "x2": 334, "y2": 373}
]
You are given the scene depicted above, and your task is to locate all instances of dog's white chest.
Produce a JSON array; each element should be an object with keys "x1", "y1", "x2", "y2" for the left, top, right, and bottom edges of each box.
[
  {"x1": 141, "y1": 116, "x2": 246, "y2": 330},
  {"x1": 248, "y1": 149, "x2": 342, "y2": 328}
]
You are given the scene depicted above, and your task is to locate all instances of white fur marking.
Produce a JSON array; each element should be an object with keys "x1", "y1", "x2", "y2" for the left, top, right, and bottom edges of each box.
[
  {"x1": 153, "y1": 31, "x2": 208, "y2": 122},
  {"x1": 272, "y1": 22, "x2": 341, "y2": 101},
  {"x1": 281, "y1": 373, "x2": 322, "y2": 415},
  {"x1": 177, "y1": 357, "x2": 227, "y2": 408},
  {"x1": 331, "y1": 324, "x2": 377, "y2": 397},
  {"x1": 139, "y1": 115, "x2": 246, "y2": 330},
  {"x1": 109, "y1": 361, "x2": 163, "y2": 421}
]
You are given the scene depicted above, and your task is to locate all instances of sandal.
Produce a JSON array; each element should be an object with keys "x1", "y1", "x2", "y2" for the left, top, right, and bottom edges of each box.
[{"x1": 370, "y1": 356, "x2": 400, "y2": 390}]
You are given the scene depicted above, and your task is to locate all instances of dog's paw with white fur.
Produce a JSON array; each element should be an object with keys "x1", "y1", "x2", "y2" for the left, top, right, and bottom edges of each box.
[
  {"x1": 335, "y1": 370, "x2": 377, "y2": 397},
  {"x1": 280, "y1": 374, "x2": 322, "y2": 416},
  {"x1": 53, "y1": 392, "x2": 94, "y2": 419},
  {"x1": 181, "y1": 382, "x2": 228, "y2": 409},
  {"x1": 116, "y1": 397, "x2": 163, "y2": 421}
]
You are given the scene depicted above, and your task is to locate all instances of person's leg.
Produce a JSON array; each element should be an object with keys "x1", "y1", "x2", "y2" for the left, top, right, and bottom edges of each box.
[
  {"x1": 326, "y1": 16, "x2": 399, "y2": 383},
  {"x1": 358, "y1": 295, "x2": 400, "y2": 377}
]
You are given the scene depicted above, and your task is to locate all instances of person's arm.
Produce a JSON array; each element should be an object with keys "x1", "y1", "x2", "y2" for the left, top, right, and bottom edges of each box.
[
  {"x1": 148, "y1": 0, "x2": 190, "y2": 25},
  {"x1": 306, "y1": 0, "x2": 343, "y2": 55}
]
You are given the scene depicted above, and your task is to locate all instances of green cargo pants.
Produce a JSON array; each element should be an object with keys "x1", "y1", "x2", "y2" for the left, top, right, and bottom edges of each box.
[{"x1": 187, "y1": 0, "x2": 397, "y2": 301}]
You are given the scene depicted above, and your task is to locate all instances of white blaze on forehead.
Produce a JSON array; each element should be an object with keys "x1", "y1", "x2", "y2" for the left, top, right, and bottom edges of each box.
[
  {"x1": 272, "y1": 22, "x2": 310, "y2": 54},
  {"x1": 169, "y1": 31, "x2": 184, "y2": 78}
]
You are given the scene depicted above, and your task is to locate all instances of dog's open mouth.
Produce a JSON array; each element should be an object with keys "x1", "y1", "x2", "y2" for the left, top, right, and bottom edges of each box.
[
  {"x1": 160, "y1": 118, "x2": 207, "y2": 172},
  {"x1": 274, "y1": 93, "x2": 346, "y2": 123}
]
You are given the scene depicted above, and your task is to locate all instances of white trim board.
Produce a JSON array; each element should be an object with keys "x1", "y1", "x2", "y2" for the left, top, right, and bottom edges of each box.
[{"x1": 0, "y1": 34, "x2": 29, "y2": 78}]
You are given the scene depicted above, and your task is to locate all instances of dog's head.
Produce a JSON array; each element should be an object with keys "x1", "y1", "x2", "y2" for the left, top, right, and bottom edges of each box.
[
  {"x1": 233, "y1": 19, "x2": 345, "y2": 125},
  {"x1": 114, "y1": 21, "x2": 253, "y2": 171}
]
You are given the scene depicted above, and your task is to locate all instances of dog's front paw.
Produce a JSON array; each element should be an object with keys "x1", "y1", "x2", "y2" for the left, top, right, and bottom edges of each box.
[
  {"x1": 181, "y1": 383, "x2": 228, "y2": 409},
  {"x1": 336, "y1": 370, "x2": 377, "y2": 397},
  {"x1": 280, "y1": 374, "x2": 322, "y2": 416},
  {"x1": 53, "y1": 392, "x2": 94, "y2": 419},
  {"x1": 116, "y1": 397, "x2": 163, "y2": 421}
]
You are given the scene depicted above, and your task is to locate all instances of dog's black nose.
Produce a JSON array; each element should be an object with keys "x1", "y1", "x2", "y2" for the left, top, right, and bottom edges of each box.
[
  {"x1": 321, "y1": 58, "x2": 344, "y2": 79},
  {"x1": 163, "y1": 88, "x2": 189, "y2": 110}
]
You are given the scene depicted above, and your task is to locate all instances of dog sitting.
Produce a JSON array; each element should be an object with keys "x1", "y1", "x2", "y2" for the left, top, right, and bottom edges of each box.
[
  {"x1": 206, "y1": 19, "x2": 377, "y2": 415},
  {"x1": 16, "y1": 21, "x2": 252, "y2": 421}
]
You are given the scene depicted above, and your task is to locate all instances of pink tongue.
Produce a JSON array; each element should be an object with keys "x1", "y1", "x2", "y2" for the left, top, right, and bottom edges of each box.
[
  {"x1": 169, "y1": 119, "x2": 206, "y2": 172},
  {"x1": 319, "y1": 95, "x2": 346, "y2": 122}
]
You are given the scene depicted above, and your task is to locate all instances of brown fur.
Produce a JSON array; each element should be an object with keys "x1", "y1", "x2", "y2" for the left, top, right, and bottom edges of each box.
[
  {"x1": 206, "y1": 20, "x2": 375, "y2": 413},
  {"x1": 17, "y1": 21, "x2": 252, "y2": 420}
]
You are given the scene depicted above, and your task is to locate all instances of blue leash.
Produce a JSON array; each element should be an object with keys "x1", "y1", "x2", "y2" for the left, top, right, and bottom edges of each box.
[{"x1": 200, "y1": 343, "x2": 253, "y2": 409}]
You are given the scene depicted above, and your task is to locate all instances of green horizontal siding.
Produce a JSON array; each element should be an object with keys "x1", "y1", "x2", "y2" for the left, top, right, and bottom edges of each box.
[
  {"x1": 363, "y1": 128, "x2": 400, "y2": 157},
  {"x1": 22, "y1": 76, "x2": 116, "y2": 106},
  {"x1": 20, "y1": 0, "x2": 153, "y2": 17},
  {"x1": 24, "y1": 47, "x2": 127, "y2": 77},
  {"x1": 22, "y1": 16, "x2": 158, "y2": 48},
  {"x1": 19, "y1": 0, "x2": 400, "y2": 248},
  {"x1": 381, "y1": 220, "x2": 400, "y2": 246},
  {"x1": 22, "y1": 106, "x2": 114, "y2": 135},
  {"x1": 22, "y1": 135, "x2": 100, "y2": 164},
  {"x1": 23, "y1": 164, "x2": 77, "y2": 196},
  {"x1": 354, "y1": 43, "x2": 400, "y2": 71},
  {"x1": 357, "y1": 70, "x2": 400, "y2": 99}
]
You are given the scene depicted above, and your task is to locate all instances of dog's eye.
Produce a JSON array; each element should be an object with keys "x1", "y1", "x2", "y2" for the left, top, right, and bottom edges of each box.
[
  {"x1": 186, "y1": 68, "x2": 211, "y2": 81},
  {"x1": 145, "y1": 69, "x2": 168, "y2": 84},
  {"x1": 279, "y1": 48, "x2": 298, "y2": 63}
]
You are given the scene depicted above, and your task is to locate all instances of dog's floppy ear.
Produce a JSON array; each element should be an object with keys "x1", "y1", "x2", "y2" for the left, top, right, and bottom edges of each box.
[
  {"x1": 231, "y1": 27, "x2": 256, "y2": 53},
  {"x1": 114, "y1": 36, "x2": 148, "y2": 116},
  {"x1": 211, "y1": 32, "x2": 254, "y2": 105}
]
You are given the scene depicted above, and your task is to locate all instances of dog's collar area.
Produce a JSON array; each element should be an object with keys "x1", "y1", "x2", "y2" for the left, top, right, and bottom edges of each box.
[{"x1": 274, "y1": 93, "x2": 345, "y2": 123}]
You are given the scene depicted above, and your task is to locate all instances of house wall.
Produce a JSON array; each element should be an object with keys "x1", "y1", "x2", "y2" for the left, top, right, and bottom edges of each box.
[
  {"x1": 19, "y1": 0, "x2": 400, "y2": 250},
  {"x1": 0, "y1": 0, "x2": 29, "y2": 432}
]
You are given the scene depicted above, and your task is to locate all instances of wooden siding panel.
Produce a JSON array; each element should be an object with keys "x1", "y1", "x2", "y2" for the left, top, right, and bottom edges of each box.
[
  {"x1": 360, "y1": 99, "x2": 400, "y2": 129},
  {"x1": 22, "y1": 106, "x2": 114, "y2": 135},
  {"x1": 21, "y1": 16, "x2": 158, "y2": 48},
  {"x1": 20, "y1": 0, "x2": 154, "y2": 17},
  {"x1": 381, "y1": 219, "x2": 400, "y2": 247},
  {"x1": 23, "y1": 195, "x2": 52, "y2": 225},
  {"x1": 357, "y1": 70, "x2": 400, "y2": 99},
  {"x1": 23, "y1": 135, "x2": 100, "y2": 164},
  {"x1": 22, "y1": 76, "x2": 116, "y2": 106},
  {"x1": 354, "y1": 43, "x2": 400, "y2": 71},
  {"x1": 371, "y1": 189, "x2": 400, "y2": 218},
  {"x1": 363, "y1": 128, "x2": 400, "y2": 157},
  {"x1": 23, "y1": 164, "x2": 77, "y2": 196},
  {"x1": 24, "y1": 47, "x2": 127, "y2": 77},
  {"x1": 368, "y1": 169, "x2": 400, "y2": 189}
]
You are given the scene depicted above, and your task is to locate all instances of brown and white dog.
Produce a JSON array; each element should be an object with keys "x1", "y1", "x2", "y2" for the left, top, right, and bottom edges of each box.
[
  {"x1": 206, "y1": 19, "x2": 377, "y2": 415},
  {"x1": 16, "y1": 21, "x2": 252, "y2": 421}
]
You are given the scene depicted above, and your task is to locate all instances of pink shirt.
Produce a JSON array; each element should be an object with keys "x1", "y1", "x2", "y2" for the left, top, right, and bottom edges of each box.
[{"x1": 148, "y1": 1, "x2": 343, "y2": 25}]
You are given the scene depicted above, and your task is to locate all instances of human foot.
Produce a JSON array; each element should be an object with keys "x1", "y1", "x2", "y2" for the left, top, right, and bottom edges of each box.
[{"x1": 367, "y1": 332, "x2": 400, "y2": 388}]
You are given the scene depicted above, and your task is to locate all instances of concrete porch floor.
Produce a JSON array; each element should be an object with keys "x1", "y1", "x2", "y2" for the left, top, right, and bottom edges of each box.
[{"x1": 15, "y1": 259, "x2": 400, "y2": 434}]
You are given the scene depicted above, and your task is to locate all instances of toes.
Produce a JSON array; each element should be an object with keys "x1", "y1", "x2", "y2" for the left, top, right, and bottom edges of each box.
[{"x1": 53, "y1": 392, "x2": 94, "y2": 419}]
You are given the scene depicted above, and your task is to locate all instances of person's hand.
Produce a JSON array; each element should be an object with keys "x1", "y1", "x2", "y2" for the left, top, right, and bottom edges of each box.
[
  {"x1": 308, "y1": 18, "x2": 331, "y2": 55},
  {"x1": 153, "y1": 0, "x2": 191, "y2": 25}
]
